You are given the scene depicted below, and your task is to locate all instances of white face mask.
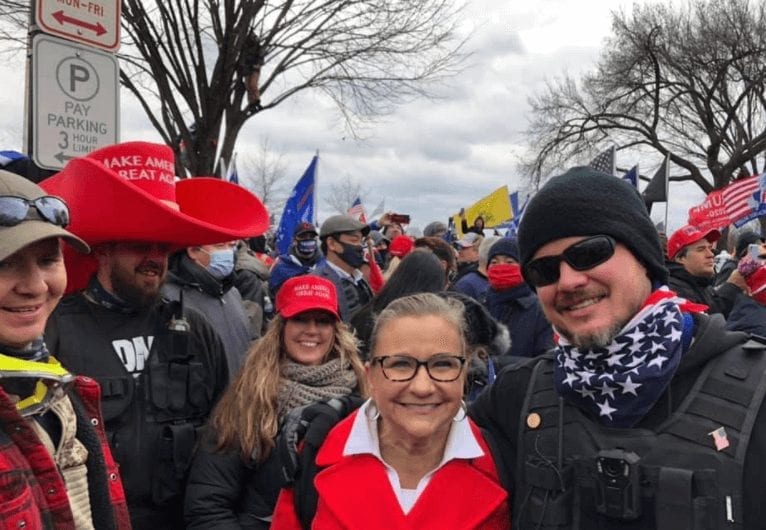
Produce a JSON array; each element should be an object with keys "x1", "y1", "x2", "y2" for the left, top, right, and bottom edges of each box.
[{"x1": 203, "y1": 247, "x2": 235, "y2": 279}]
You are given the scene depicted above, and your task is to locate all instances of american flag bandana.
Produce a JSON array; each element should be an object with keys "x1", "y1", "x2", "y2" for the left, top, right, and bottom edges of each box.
[{"x1": 553, "y1": 288, "x2": 698, "y2": 428}]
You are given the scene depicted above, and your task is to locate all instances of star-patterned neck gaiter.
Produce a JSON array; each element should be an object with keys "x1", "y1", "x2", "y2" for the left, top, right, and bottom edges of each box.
[{"x1": 553, "y1": 287, "x2": 701, "y2": 428}]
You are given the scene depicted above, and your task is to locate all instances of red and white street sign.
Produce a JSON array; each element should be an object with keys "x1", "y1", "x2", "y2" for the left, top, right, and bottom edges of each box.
[{"x1": 37, "y1": 0, "x2": 121, "y2": 52}]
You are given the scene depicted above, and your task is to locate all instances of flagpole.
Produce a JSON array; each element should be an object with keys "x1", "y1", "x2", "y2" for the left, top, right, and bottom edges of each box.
[
  {"x1": 636, "y1": 163, "x2": 639, "y2": 190},
  {"x1": 663, "y1": 154, "x2": 670, "y2": 232},
  {"x1": 313, "y1": 149, "x2": 319, "y2": 226}
]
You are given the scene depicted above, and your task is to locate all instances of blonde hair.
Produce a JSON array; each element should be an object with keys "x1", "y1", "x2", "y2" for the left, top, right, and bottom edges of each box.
[
  {"x1": 210, "y1": 315, "x2": 366, "y2": 462},
  {"x1": 369, "y1": 293, "x2": 468, "y2": 357}
]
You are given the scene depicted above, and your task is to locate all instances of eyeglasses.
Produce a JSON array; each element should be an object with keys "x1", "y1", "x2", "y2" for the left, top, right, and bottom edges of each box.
[
  {"x1": 372, "y1": 355, "x2": 466, "y2": 382},
  {"x1": 522, "y1": 235, "x2": 616, "y2": 287},
  {"x1": 0, "y1": 196, "x2": 70, "y2": 228}
]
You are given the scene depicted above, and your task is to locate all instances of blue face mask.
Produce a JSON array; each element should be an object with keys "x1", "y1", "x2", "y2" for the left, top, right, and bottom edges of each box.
[{"x1": 205, "y1": 248, "x2": 235, "y2": 279}]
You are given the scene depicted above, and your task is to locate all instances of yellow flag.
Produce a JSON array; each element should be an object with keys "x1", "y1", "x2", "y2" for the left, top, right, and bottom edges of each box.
[{"x1": 452, "y1": 185, "x2": 512, "y2": 235}]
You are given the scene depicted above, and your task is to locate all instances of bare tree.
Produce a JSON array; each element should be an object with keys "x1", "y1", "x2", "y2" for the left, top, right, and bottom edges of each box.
[
  {"x1": 323, "y1": 173, "x2": 371, "y2": 215},
  {"x1": 237, "y1": 138, "x2": 289, "y2": 218},
  {"x1": 522, "y1": 0, "x2": 766, "y2": 193},
  {"x1": 1, "y1": 0, "x2": 467, "y2": 176}
]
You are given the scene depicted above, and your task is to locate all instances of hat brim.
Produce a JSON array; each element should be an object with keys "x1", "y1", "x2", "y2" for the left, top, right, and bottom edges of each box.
[
  {"x1": 0, "y1": 221, "x2": 89, "y2": 262},
  {"x1": 41, "y1": 157, "x2": 269, "y2": 247},
  {"x1": 703, "y1": 229, "x2": 722, "y2": 244},
  {"x1": 280, "y1": 305, "x2": 339, "y2": 320},
  {"x1": 41, "y1": 156, "x2": 270, "y2": 293}
]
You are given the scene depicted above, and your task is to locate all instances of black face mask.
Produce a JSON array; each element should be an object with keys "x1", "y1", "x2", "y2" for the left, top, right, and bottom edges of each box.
[
  {"x1": 338, "y1": 241, "x2": 366, "y2": 268},
  {"x1": 296, "y1": 239, "x2": 318, "y2": 257}
]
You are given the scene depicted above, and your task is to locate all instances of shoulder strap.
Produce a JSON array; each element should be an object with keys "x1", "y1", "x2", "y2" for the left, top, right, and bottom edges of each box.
[
  {"x1": 479, "y1": 425, "x2": 511, "y2": 492},
  {"x1": 279, "y1": 396, "x2": 364, "y2": 529},
  {"x1": 661, "y1": 335, "x2": 766, "y2": 463}
]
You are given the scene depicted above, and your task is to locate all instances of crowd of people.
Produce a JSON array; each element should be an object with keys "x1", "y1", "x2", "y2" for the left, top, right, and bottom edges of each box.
[{"x1": 3, "y1": 140, "x2": 766, "y2": 529}]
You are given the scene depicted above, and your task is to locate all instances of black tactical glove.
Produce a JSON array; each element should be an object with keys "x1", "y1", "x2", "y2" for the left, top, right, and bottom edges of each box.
[{"x1": 275, "y1": 395, "x2": 364, "y2": 487}]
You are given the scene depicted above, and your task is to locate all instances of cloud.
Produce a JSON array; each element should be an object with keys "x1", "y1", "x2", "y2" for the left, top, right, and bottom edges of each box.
[{"x1": 0, "y1": 0, "x2": 703, "y2": 232}]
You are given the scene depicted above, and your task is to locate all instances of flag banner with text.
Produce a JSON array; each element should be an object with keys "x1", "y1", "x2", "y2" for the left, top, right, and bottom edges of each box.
[
  {"x1": 687, "y1": 173, "x2": 762, "y2": 231},
  {"x1": 452, "y1": 185, "x2": 512, "y2": 235}
]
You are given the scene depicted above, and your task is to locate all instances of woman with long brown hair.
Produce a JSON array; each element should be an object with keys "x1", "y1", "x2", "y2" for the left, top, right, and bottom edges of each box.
[{"x1": 184, "y1": 275, "x2": 365, "y2": 529}]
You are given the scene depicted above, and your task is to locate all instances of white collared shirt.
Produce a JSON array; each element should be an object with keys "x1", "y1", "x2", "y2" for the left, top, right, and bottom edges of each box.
[
  {"x1": 343, "y1": 399, "x2": 484, "y2": 514},
  {"x1": 325, "y1": 259, "x2": 365, "y2": 284}
]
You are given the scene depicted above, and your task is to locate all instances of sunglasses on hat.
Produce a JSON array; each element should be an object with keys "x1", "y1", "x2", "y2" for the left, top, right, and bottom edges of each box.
[
  {"x1": 0, "y1": 195, "x2": 70, "y2": 228},
  {"x1": 522, "y1": 235, "x2": 616, "y2": 288}
]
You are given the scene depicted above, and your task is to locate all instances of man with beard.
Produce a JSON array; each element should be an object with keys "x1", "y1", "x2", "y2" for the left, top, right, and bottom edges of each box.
[
  {"x1": 470, "y1": 167, "x2": 766, "y2": 529},
  {"x1": 42, "y1": 141, "x2": 269, "y2": 529},
  {"x1": 312, "y1": 215, "x2": 373, "y2": 322}
]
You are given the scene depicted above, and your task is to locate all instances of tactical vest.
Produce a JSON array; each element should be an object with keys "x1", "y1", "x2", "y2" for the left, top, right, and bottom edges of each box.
[
  {"x1": 50, "y1": 295, "x2": 215, "y2": 516},
  {"x1": 513, "y1": 339, "x2": 766, "y2": 530}
]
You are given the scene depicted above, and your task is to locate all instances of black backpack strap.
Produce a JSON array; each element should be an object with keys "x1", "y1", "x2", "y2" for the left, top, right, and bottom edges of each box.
[
  {"x1": 479, "y1": 426, "x2": 512, "y2": 493},
  {"x1": 274, "y1": 395, "x2": 364, "y2": 529}
]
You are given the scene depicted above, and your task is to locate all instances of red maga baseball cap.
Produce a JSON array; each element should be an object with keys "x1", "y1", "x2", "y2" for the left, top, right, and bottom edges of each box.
[
  {"x1": 276, "y1": 276, "x2": 340, "y2": 319},
  {"x1": 667, "y1": 224, "x2": 721, "y2": 260}
]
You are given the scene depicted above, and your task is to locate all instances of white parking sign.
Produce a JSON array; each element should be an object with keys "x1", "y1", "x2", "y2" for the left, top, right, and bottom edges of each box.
[{"x1": 32, "y1": 34, "x2": 119, "y2": 170}]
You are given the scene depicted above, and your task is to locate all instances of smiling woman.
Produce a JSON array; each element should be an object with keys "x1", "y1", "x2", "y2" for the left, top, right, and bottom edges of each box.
[
  {"x1": 0, "y1": 170, "x2": 130, "y2": 528},
  {"x1": 271, "y1": 293, "x2": 511, "y2": 529},
  {"x1": 184, "y1": 275, "x2": 366, "y2": 529}
]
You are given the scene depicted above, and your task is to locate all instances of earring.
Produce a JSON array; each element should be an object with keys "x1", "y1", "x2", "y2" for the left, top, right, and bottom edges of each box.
[
  {"x1": 365, "y1": 400, "x2": 380, "y2": 421},
  {"x1": 453, "y1": 400, "x2": 468, "y2": 422}
]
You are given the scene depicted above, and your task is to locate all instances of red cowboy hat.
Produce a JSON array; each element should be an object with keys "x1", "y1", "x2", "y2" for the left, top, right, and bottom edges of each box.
[{"x1": 40, "y1": 141, "x2": 269, "y2": 292}]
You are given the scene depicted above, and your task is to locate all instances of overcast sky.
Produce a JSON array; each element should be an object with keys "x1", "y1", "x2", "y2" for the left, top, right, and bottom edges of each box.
[{"x1": 0, "y1": 0, "x2": 703, "y2": 234}]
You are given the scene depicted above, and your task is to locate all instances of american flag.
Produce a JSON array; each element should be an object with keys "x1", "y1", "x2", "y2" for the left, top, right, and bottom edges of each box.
[
  {"x1": 347, "y1": 196, "x2": 367, "y2": 223},
  {"x1": 588, "y1": 146, "x2": 616, "y2": 176},
  {"x1": 709, "y1": 426, "x2": 730, "y2": 451},
  {"x1": 723, "y1": 174, "x2": 759, "y2": 222},
  {"x1": 554, "y1": 294, "x2": 684, "y2": 427}
]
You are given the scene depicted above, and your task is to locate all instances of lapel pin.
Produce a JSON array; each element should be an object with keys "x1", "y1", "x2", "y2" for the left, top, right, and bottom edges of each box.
[
  {"x1": 709, "y1": 426, "x2": 729, "y2": 451},
  {"x1": 526, "y1": 412, "x2": 542, "y2": 429}
]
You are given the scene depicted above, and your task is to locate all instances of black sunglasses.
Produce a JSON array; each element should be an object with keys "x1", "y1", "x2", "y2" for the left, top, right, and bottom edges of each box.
[
  {"x1": 0, "y1": 196, "x2": 70, "y2": 228},
  {"x1": 522, "y1": 235, "x2": 616, "y2": 287}
]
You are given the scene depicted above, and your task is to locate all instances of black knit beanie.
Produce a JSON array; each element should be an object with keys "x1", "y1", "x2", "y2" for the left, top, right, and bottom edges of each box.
[{"x1": 518, "y1": 167, "x2": 668, "y2": 285}]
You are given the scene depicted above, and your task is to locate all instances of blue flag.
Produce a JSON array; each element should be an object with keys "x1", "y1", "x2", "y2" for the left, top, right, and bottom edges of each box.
[
  {"x1": 506, "y1": 194, "x2": 529, "y2": 237},
  {"x1": 275, "y1": 155, "x2": 317, "y2": 256},
  {"x1": 623, "y1": 164, "x2": 639, "y2": 188},
  {"x1": 0, "y1": 150, "x2": 27, "y2": 166},
  {"x1": 226, "y1": 153, "x2": 239, "y2": 185},
  {"x1": 510, "y1": 191, "x2": 519, "y2": 218}
]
